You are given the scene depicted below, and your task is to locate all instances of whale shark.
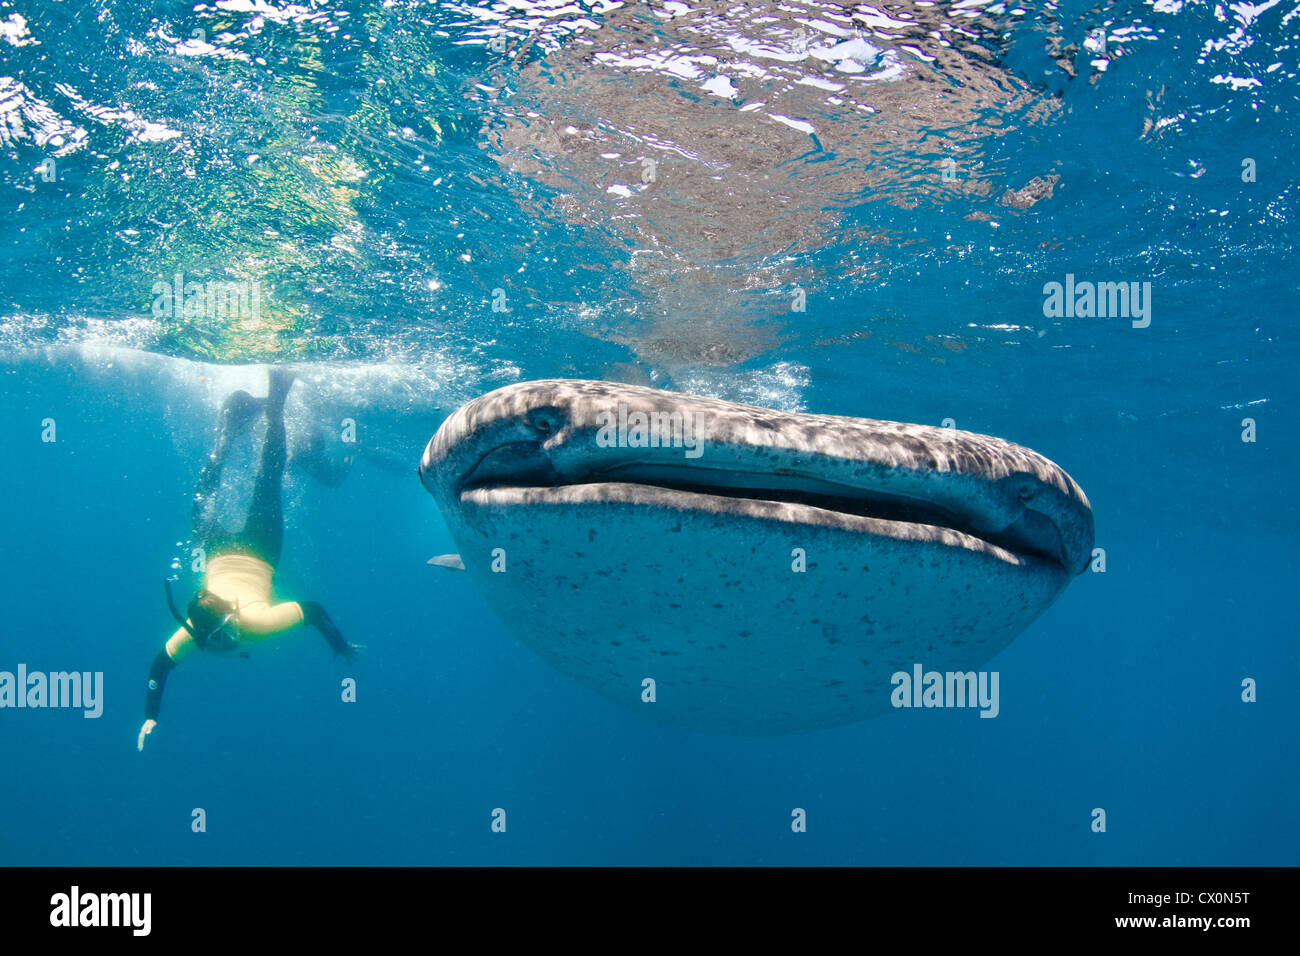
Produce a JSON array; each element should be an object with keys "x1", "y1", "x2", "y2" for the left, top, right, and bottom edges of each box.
[{"x1": 419, "y1": 380, "x2": 1093, "y2": 735}]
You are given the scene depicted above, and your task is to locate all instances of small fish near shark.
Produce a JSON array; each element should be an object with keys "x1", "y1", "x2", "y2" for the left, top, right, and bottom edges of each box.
[{"x1": 420, "y1": 380, "x2": 1093, "y2": 735}]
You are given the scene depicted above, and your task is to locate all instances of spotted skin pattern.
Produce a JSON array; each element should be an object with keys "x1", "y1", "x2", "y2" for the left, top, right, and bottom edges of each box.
[{"x1": 420, "y1": 380, "x2": 1093, "y2": 735}]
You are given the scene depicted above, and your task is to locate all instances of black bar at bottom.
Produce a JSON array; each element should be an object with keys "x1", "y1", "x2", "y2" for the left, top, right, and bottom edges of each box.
[{"x1": 0, "y1": 866, "x2": 1282, "y2": 941}]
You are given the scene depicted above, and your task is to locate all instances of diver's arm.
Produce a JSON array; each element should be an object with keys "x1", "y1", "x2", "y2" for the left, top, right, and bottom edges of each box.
[
  {"x1": 138, "y1": 628, "x2": 194, "y2": 752},
  {"x1": 300, "y1": 601, "x2": 361, "y2": 661},
  {"x1": 230, "y1": 600, "x2": 360, "y2": 659},
  {"x1": 144, "y1": 650, "x2": 176, "y2": 721}
]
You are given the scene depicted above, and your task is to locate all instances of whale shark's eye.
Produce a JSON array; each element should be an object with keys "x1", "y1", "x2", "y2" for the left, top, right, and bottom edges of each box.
[
  {"x1": 1019, "y1": 485, "x2": 1038, "y2": 500},
  {"x1": 528, "y1": 406, "x2": 563, "y2": 435}
]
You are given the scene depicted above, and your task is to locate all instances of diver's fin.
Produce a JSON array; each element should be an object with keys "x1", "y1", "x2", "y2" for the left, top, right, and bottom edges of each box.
[
  {"x1": 267, "y1": 366, "x2": 296, "y2": 409},
  {"x1": 428, "y1": 554, "x2": 466, "y2": 571},
  {"x1": 219, "y1": 389, "x2": 263, "y2": 428},
  {"x1": 213, "y1": 389, "x2": 262, "y2": 458}
]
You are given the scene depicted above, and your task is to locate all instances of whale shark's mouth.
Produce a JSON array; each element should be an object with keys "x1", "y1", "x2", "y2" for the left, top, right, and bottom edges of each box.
[{"x1": 457, "y1": 444, "x2": 1070, "y2": 570}]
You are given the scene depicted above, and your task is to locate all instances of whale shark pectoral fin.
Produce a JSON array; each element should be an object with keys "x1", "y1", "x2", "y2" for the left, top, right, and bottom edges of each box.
[{"x1": 427, "y1": 554, "x2": 466, "y2": 571}]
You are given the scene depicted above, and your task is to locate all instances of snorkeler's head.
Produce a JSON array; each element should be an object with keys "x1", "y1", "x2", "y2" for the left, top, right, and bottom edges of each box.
[{"x1": 186, "y1": 590, "x2": 240, "y2": 652}]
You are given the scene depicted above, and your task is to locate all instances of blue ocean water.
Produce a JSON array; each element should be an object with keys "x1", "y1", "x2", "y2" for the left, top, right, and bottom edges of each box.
[{"x1": 0, "y1": 0, "x2": 1296, "y2": 865}]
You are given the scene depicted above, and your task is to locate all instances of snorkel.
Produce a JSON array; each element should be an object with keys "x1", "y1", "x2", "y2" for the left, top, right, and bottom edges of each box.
[{"x1": 163, "y1": 579, "x2": 194, "y2": 637}]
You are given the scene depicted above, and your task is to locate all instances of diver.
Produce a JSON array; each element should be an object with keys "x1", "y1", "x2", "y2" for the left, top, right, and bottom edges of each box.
[{"x1": 138, "y1": 368, "x2": 361, "y2": 752}]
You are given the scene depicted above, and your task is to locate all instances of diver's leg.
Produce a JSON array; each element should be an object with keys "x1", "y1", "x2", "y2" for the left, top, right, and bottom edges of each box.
[
  {"x1": 192, "y1": 389, "x2": 263, "y2": 542},
  {"x1": 238, "y1": 369, "x2": 294, "y2": 566}
]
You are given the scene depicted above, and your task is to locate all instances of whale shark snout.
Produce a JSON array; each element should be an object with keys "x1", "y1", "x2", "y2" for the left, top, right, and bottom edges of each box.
[{"x1": 419, "y1": 380, "x2": 1094, "y2": 734}]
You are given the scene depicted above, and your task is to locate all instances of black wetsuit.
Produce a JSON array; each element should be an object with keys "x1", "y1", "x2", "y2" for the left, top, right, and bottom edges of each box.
[
  {"x1": 144, "y1": 382, "x2": 352, "y2": 725},
  {"x1": 192, "y1": 390, "x2": 288, "y2": 565}
]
